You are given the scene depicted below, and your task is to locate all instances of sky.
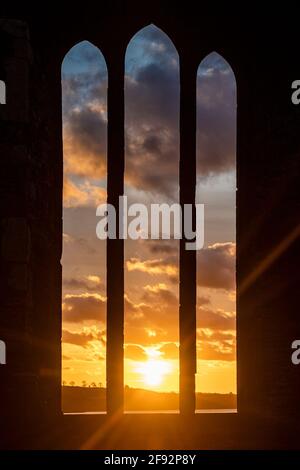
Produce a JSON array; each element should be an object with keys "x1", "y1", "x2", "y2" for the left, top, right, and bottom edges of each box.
[{"x1": 61, "y1": 25, "x2": 236, "y2": 406}]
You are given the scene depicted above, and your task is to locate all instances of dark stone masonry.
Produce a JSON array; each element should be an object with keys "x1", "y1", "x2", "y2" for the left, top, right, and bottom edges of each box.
[{"x1": 0, "y1": 4, "x2": 300, "y2": 449}]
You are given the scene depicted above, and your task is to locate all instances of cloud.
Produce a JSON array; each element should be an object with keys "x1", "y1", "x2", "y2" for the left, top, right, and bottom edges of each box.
[
  {"x1": 124, "y1": 284, "x2": 179, "y2": 343},
  {"x1": 147, "y1": 241, "x2": 178, "y2": 256},
  {"x1": 197, "y1": 307, "x2": 235, "y2": 331},
  {"x1": 62, "y1": 30, "x2": 236, "y2": 204},
  {"x1": 142, "y1": 283, "x2": 178, "y2": 306},
  {"x1": 62, "y1": 328, "x2": 105, "y2": 348},
  {"x1": 62, "y1": 329, "x2": 93, "y2": 347},
  {"x1": 125, "y1": 58, "x2": 179, "y2": 198},
  {"x1": 62, "y1": 293, "x2": 106, "y2": 323},
  {"x1": 62, "y1": 40, "x2": 107, "y2": 118},
  {"x1": 126, "y1": 257, "x2": 178, "y2": 278},
  {"x1": 63, "y1": 177, "x2": 106, "y2": 208},
  {"x1": 198, "y1": 329, "x2": 235, "y2": 342},
  {"x1": 63, "y1": 233, "x2": 96, "y2": 255},
  {"x1": 159, "y1": 342, "x2": 179, "y2": 360},
  {"x1": 125, "y1": 344, "x2": 148, "y2": 361},
  {"x1": 63, "y1": 275, "x2": 103, "y2": 293},
  {"x1": 125, "y1": 37, "x2": 236, "y2": 197},
  {"x1": 197, "y1": 328, "x2": 236, "y2": 361},
  {"x1": 64, "y1": 107, "x2": 107, "y2": 180},
  {"x1": 197, "y1": 296, "x2": 211, "y2": 306},
  {"x1": 197, "y1": 242, "x2": 235, "y2": 290},
  {"x1": 62, "y1": 41, "x2": 107, "y2": 190},
  {"x1": 197, "y1": 52, "x2": 236, "y2": 176},
  {"x1": 124, "y1": 294, "x2": 146, "y2": 320},
  {"x1": 126, "y1": 242, "x2": 235, "y2": 291}
]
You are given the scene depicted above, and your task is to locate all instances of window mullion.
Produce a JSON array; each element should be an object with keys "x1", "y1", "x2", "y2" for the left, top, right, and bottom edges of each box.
[
  {"x1": 106, "y1": 52, "x2": 125, "y2": 416},
  {"x1": 179, "y1": 56, "x2": 197, "y2": 415}
]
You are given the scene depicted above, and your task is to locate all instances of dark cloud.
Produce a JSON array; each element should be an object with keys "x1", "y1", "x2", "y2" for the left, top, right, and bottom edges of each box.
[
  {"x1": 69, "y1": 107, "x2": 106, "y2": 156},
  {"x1": 62, "y1": 72, "x2": 107, "y2": 117},
  {"x1": 126, "y1": 62, "x2": 179, "y2": 127},
  {"x1": 62, "y1": 30, "x2": 236, "y2": 201},
  {"x1": 197, "y1": 296, "x2": 211, "y2": 306},
  {"x1": 197, "y1": 307, "x2": 235, "y2": 331},
  {"x1": 63, "y1": 276, "x2": 103, "y2": 293},
  {"x1": 197, "y1": 242, "x2": 235, "y2": 290},
  {"x1": 142, "y1": 284, "x2": 178, "y2": 307},
  {"x1": 65, "y1": 106, "x2": 107, "y2": 174},
  {"x1": 124, "y1": 41, "x2": 235, "y2": 197},
  {"x1": 142, "y1": 134, "x2": 162, "y2": 154},
  {"x1": 147, "y1": 240, "x2": 178, "y2": 256},
  {"x1": 62, "y1": 328, "x2": 105, "y2": 348},
  {"x1": 125, "y1": 58, "x2": 179, "y2": 198},
  {"x1": 197, "y1": 52, "x2": 236, "y2": 176},
  {"x1": 62, "y1": 293, "x2": 106, "y2": 323}
]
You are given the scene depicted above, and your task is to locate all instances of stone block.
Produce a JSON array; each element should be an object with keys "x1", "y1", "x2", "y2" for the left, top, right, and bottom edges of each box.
[{"x1": 1, "y1": 217, "x2": 30, "y2": 262}]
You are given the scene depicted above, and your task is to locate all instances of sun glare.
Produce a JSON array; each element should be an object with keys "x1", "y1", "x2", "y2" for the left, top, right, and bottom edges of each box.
[{"x1": 136, "y1": 360, "x2": 171, "y2": 387}]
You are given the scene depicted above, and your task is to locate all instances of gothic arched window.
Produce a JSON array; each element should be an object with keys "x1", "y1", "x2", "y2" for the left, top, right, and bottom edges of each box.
[
  {"x1": 61, "y1": 41, "x2": 108, "y2": 412},
  {"x1": 196, "y1": 52, "x2": 237, "y2": 411},
  {"x1": 124, "y1": 25, "x2": 180, "y2": 412}
]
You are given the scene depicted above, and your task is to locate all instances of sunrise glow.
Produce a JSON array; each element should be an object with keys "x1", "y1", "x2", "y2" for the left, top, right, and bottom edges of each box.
[{"x1": 136, "y1": 359, "x2": 172, "y2": 387}]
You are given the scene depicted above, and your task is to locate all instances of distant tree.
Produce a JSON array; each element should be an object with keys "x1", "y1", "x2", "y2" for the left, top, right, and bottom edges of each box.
[
  {"x1": 98, "y1": 382, "x2": 102, "y2": 388},
  {"x1": 82, "y1": 380, "x2": 87, "y2": 387},
  {"x1": 69, "y1": 381, "x2": 75, "y2": 387},
  {"x1": 62, "y1": 380, "x2": 66, "y2": 386},
  {"x1": 90, "y1": 382, "x2": 96, "y2": 388}
]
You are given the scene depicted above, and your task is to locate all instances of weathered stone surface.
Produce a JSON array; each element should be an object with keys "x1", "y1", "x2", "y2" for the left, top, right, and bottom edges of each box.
[{"x1": 1, "y1": 217, "x2": 30, "y2": 262}]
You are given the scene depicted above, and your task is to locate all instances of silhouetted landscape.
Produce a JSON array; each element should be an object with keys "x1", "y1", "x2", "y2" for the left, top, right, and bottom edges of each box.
[{"x1": 62, "y1": 386, "x2": 237, "y2": 413}]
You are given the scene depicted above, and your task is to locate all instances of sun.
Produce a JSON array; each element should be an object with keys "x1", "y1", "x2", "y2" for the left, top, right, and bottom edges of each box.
[{"x1": 136, "y1": 359, "x2": 171, "y2": 387}]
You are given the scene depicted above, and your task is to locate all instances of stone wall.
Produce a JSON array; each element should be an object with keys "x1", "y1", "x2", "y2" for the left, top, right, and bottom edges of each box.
[{"x1": 0, "y1": 6, "x2": 299, "y2": 448}]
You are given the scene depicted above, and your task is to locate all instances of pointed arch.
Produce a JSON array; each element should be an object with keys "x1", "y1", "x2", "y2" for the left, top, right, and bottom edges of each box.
[
  {"x1": 61, "y1": 40, "x2": 108, "y2": 412},
  {"x1": 124, "y1": 24, "x2": 180, "y2": 411},
  {"x1": 196, "y1": 52, "x2": 237, "y2": 409}
]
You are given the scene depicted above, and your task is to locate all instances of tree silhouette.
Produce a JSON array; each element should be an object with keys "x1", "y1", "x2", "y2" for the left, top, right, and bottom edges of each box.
[{"x1": 69, "y1": 381, "x2": 75, "y2": 387}]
